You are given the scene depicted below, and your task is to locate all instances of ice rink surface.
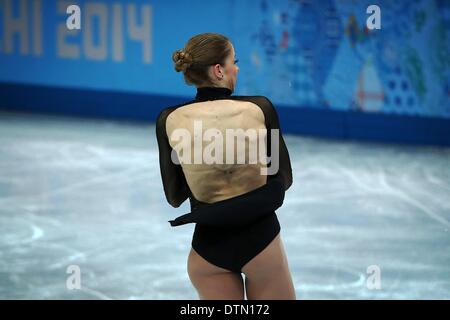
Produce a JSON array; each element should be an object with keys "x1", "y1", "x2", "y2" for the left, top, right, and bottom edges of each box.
[{"x1": 0, "y1": 111, "x2": 449, "y2": 299}]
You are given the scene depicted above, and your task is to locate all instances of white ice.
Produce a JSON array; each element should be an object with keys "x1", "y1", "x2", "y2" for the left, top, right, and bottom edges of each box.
[{"x1": 0, "y1": 111, "x2": 449, "y2": 299}]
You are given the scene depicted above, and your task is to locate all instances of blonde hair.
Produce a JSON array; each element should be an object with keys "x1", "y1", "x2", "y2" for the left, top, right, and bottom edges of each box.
[{"x1": 172, "y1": 33, "x2": 232, "y2": 86}]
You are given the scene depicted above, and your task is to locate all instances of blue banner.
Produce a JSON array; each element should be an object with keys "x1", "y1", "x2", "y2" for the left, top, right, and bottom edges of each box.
[{"x1": 0, "y1": 0, "x2": 449, "y2": 119}]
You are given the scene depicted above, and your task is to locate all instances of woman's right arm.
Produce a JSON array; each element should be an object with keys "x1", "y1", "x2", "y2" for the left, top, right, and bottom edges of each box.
[
  {"x1": 156, "y1": 108, "x2": 190, "y2": 208},
  {"x1": 169, "y1": 172, "x2": 285, "y2": 227}
]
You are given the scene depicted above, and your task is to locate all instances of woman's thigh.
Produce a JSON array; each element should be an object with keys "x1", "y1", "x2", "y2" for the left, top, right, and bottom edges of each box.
[
  {"x1": 187, "y1": 247, "x2": 245, "y2": 300},
  {"x1": 241, "y1": 233, "x2": 296, "y2": 300}
]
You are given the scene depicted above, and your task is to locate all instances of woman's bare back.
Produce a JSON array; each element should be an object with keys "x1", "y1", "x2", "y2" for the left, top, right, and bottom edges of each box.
[{"x1": 165, "y1": 99, "x2": 269, "y2": 203}]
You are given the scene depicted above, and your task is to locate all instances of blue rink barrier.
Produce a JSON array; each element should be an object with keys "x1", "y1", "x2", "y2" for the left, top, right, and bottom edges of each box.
[{"x1": 1, "y1": 82, "x2": 449, "y2": 147}]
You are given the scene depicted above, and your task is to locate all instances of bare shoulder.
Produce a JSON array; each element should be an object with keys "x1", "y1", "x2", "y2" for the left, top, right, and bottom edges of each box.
[
  {"x1": 231, "y1": 95, "x2": 277, "y2": 123},
  {"x1": 232, "y1": 99, "x2": 266, "y2": 124}
]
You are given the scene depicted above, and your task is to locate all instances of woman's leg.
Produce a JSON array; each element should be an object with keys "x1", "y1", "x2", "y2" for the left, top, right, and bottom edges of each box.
[
  {"x1": 241, "y1": 233, "x2": 296, "y2": 300},
  {"x1": 187, "y1": 247, "x2": 245, "y2": 300}
]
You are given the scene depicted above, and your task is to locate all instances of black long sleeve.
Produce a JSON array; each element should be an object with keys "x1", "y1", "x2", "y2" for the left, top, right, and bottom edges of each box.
[
  {"x1": 168, "y1": 172, "x2": 286, "y2": 227},
  {"x1": 155, "y1": 107, "x2": 190, "y2": 208}
]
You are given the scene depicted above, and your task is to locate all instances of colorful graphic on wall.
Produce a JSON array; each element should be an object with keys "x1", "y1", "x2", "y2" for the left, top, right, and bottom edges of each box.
[{"x1": 236, "y1": 0, "x2": 449, "y2": 118}]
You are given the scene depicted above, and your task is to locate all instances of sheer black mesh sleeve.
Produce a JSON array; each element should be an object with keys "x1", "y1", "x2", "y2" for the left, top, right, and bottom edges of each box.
[
  {"x1": 168, "y1": 96, "x2": 293, "y2": 227},
  {"x1": 256, "y1": 96, "x2": 293, "y2": 191},
  {"x1": 155, "y1": 107, "x2": 190, "y2": 208}
]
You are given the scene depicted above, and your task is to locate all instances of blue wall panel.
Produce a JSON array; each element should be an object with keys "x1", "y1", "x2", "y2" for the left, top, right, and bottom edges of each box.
[{"x1": 0, "y1": 0, "x2": 449, "y2": 145}]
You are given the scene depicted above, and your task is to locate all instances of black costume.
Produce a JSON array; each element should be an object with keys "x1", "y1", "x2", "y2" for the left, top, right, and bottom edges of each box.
[{"x1": 156, "y1": 86, "x2": 293, "y2": 273}]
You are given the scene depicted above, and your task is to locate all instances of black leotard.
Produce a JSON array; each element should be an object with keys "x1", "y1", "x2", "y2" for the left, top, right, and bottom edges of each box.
[{"x1": 156, "y1": 86, "x2": 293, "y2": 273}]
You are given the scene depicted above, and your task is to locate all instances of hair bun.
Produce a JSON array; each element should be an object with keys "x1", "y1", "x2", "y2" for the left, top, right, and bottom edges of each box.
[{"x1": 173, "y1": 49, "x2": 193, "y2": 73}]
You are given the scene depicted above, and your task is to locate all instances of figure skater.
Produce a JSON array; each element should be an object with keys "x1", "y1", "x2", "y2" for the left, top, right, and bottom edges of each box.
[{"x1": 156, "y1": 33, "x2": 295, "y2": 300}]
